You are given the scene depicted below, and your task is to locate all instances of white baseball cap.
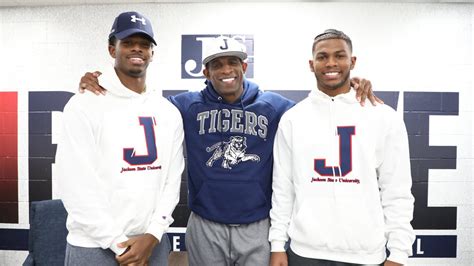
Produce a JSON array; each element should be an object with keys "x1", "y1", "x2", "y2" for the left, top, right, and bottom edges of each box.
[{"x1": 202, "y1": 36, "x2": 247, "y2": 65}]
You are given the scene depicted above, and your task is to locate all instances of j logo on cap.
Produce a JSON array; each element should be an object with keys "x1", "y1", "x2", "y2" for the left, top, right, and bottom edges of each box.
[{"x1": 202, "y1": 36, "x2": 247, "y2": 65}]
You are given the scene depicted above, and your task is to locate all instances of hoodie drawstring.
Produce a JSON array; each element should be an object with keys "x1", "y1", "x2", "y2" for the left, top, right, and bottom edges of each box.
[
  {"x1": 240, "y1": 95, "x2": 247, "y2": 138},
  {"x1": 217, "y1": 96, "x2": 226, "y2": 145}
]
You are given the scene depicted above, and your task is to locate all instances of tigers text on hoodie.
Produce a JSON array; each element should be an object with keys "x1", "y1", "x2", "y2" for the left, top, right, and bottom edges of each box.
[
  {"x1": 269, "y1": 89, "x2": 415, "y2": 265},
  {"x1": 56, "y1": 68, "x2": 185, "y2": 255},
  {"x1": 169, "y1": 80, "x2": 294, "y2": 224}
]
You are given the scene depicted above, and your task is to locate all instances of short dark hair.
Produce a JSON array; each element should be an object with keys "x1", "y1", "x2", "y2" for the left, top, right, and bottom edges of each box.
[
  {"x1": 108, "y1": 36, "x2": 117, "y2": 46},
  {"x1": 312, "y1": 29, "x2": 352, "y2": 54}
]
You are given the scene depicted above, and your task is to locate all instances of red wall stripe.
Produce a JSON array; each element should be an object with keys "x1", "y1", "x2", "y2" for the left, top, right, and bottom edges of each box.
[{"x1": 0, "y1": 92, "x2": 18, "y2": 223}]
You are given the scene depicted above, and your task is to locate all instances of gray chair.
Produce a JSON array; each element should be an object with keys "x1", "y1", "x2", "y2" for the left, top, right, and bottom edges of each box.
[
  {"x1": 23, "y1": 199, "x2": 172, "y2": 265},
  {"x1": 23, "y1": 199, "x2": 68, "y2": 266}
]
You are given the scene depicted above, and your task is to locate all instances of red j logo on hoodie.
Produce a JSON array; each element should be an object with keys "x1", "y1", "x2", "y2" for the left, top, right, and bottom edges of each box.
[{"x1": 314, "y1": 126, "x2": 355, "y2": 177}]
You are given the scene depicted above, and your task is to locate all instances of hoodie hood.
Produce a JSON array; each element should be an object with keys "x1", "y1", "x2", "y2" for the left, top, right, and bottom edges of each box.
[
  {"x1": 202, "y1": 79, "x2": 260, "y2": 106},
  {"x1": 99, "y1": 65, "x2": 152, "y2": 98}
]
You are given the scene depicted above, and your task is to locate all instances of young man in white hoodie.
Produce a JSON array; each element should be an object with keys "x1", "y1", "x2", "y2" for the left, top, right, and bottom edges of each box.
[
  {"x1": 269, "y1": 29, "x2": 415, "y2": 266},
  {"x1": 55, "y1": 11, "x2": 184, "y2": 265}
]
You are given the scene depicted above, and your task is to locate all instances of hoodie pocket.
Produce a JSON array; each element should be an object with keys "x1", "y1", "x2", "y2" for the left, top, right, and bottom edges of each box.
[
  {"x1": 192, "y1": 180, "x2": 268, "y2": 222},
  {"x1": 109, "y1": 186, "x2": 157, "y2": 234},
  {"x1": 289, "y1": 197, "x2": 385, "y2": 253}
]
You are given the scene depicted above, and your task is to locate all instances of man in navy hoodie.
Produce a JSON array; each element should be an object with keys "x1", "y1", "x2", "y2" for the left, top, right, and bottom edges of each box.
[
  {"x1": 169, "y1": 36, "x2": 295, "y2": 266},
  {"x1": 79, "y1": 36, "x2": 379, "y2": 265}
]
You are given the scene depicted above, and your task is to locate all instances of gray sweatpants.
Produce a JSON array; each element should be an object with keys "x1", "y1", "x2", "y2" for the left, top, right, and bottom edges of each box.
[
  {"x1": 64, "y1": 234, "x2": 171, "y2": 266},
  {"x1": 185, "y1": 212, "x2": 270, "y2": 266}
]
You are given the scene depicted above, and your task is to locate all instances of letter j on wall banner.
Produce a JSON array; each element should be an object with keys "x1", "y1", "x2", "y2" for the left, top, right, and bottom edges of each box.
[{"x1": 181, "y1": 34, "x2": 254, "y2": 79}]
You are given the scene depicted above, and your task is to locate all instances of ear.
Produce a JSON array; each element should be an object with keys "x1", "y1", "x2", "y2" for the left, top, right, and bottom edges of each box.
[
  {"x1": 241, "y1": 62, "x2": 248, "y2": 73},
  {"x1": 350, "y1": 56, "x2": 357, "y2": 70},
  {"x1": 149, "y1": 49, "x2": 154, "y2": 62},
  {"x1": 108, "y1": 45, "x2": 116, "y2": 58},
  {"x1": 203, "y1": 68, "x2": 210, "y2": 79},
  {"x1": 308, "y1": 60, "x2": 315, "y2": 73}
]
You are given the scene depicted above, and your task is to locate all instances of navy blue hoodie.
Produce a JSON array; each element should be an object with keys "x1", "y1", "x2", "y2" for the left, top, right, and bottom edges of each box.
[{"x1": 169, "y1": 79, "x2": 294, "y2": 224}]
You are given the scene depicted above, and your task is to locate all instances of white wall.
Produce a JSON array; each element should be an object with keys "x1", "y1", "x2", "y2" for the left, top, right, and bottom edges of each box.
[{"x1": 0, "y1": 2, "x2": 472, "y2": 265}]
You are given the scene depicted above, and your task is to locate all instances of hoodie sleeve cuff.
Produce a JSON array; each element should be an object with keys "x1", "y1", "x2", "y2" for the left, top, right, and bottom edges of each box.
[
  {"x1": 109, "y1": 234, "x2": 128, "y2": 256},
  {"x1": 271, "y1": 241, "x2": 286, "y2": 252},
  {"x1": 387, "y1": 249, "x2": 409, "y2": 265},
  {"x1": 145, "y1": 221, "x2": 166, "y2": 243}
]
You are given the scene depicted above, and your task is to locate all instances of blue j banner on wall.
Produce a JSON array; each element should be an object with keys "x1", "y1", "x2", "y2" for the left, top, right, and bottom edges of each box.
[{"x1": 181, "y1": 34, "x2": 254, "y2": 79}]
